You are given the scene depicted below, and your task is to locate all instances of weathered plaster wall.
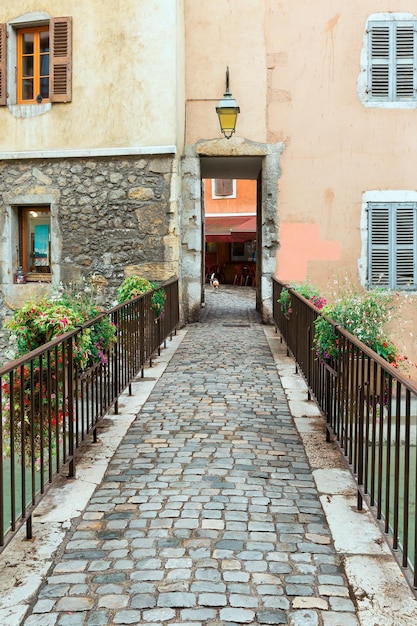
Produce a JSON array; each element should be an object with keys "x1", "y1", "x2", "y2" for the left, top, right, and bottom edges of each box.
[
  {"x1": 0, "y1": 0, "x2": 184, "y2": 150},
  {"x1": 266, "y1": 0, "x2": 417, "y2": 287},
  {"x1": 184, "y1": 0, "x2": 267, "y2": 145},
  {"x1": 265, "y1": 0, "x2": 417, "y2": 364}
]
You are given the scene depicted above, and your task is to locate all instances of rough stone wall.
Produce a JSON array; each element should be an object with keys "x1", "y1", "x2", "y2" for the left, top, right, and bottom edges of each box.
[{"x1": 0, "y1": 154, "x2": 179, "y2": 363}]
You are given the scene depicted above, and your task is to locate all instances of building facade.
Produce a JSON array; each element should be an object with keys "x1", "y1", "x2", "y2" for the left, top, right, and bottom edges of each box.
[{"x1": 1, "y1": 1, "x2": 417, "y2": 363}]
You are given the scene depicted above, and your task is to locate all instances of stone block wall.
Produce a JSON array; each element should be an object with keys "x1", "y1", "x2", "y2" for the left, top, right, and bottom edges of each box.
[{"x1": 0, "y1": 154, "x2": 179, "y2": 363}]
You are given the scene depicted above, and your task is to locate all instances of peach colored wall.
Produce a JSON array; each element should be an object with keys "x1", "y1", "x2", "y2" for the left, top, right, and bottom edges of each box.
[
  {"x1": 266, "y1": 0, "x2": 417, "y2": 287},
  {"x1": 184, "y1": 0, "x2": 267, "y2": 144},
  {"x1": 185, "y1": 0, "x2": 417, "y2": 366},
  {"x1": 204, "y1": 179, "x2": 257, "y2": 214},
  {"x1": 265, "y1": 0, "x2": 417, "y2": 367}
]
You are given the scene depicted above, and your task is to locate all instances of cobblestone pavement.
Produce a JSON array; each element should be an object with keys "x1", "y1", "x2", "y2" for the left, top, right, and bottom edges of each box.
[{"x1": 23, "y1": 287, "x2": 359, "y2": 626}]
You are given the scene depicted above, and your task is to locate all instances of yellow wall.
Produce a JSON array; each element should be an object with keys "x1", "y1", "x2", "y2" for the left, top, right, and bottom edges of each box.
[{"x1": 0, "y1": 1, "x2": 185, "y2": 151}]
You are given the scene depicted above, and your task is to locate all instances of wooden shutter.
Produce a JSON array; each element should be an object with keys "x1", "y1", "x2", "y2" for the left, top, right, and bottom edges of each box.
[
  {"x1": 50, "y1": 16, "x2": 72, "y2": 102},
  {"x1": 369, "y1": 203, "x2": 417, "y2": 289},
  {"x1": 395, "y1": 25, "x2": 415, "y2": 98},
  {"x1": 0, "y1": 23, "x2": 6, "y2": 106},
  {"x1": 214, "y1": 179, "x2": 233, "y2": 197},
  {"x1": 369, "y1": 204, "x2": 390, "y2": 287},
  {"x1": 395, "y1": 205, "x2": 416, "y2": 287},
  {"x1": 370, "y1": 24, "x2": 390, "y2": 98}
]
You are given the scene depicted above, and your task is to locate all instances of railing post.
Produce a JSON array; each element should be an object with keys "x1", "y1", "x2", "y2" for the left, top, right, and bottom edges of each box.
[
  {"x1": 67, "y1": 336, "x2": 76, "y2": 479},
  {"x1": 357, "y1": 385, "x2": 364, "y2": 511},
  {"x1": 113, "y1": 309, "x2": 120, "y2": 415}
]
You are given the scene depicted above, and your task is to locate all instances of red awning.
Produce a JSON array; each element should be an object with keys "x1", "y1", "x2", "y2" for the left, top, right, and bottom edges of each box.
[{"x1": 205, "y1": 215, "x2": 256, "y2": 242}]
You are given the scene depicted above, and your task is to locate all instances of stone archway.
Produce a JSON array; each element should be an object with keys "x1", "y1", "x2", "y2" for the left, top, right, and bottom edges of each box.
[{"x1": 179, "y1": 137, "x2": 283, "y2": 323}]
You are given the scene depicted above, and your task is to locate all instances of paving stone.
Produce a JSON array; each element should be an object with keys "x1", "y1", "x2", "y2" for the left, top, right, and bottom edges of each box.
[
  {"x1": 220, "y1": 607, "x2": 255, "y2": 623},
  {"x1": 288, "y1": 609, "x2": 319, "y2": 626},
  {"x1": 257, "y1": 609, "x2": 288, "y2": 624},
  {"x1": 24, "y1": 616, "x2": 59, "y2": 626},
  {"x1": 322, "y1": 613, "x2": 360, "y2": 626},
  {"x1": 157, "y1": 592, "x2": 196, "y2": 607},
  {"x1": 55, "y1": 597, "x2": 94, "y2": 612},
  {"x1": 113, "y1": 610, "x2": 143, "y2": 624}
]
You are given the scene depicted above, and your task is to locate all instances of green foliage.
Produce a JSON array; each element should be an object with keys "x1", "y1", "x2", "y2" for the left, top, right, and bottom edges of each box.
[
  {"x1": 5, "y1": 281, "x2": 117, "y2": 369},
  {"x1": 116, "y1": 276, "x2": 155, "y2": 302},
  {"x1": 278, "y1": 282, "x2": 326, "y2": 318},
  {"x1": 6, "y1": 298, "x2": 90, "y2": 365},
  {"x1": 2, "y1": 280, "x2": 118, "y2": 464},
  {"x1": 313, "y1": 288, "x2": 400, "y2": 365},
  {"x1": 116, "y1": 275, "x2": 166, "y2": 318},
  {"x1": 278, "y1": 288, "x2": 292, "y2": 317}
]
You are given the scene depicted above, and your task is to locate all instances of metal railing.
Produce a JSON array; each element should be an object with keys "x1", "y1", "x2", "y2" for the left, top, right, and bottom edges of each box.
[
  {"x1": 0, "y1": 278, "x2": 179, "y2": 552},
  {"x1": 273, "y1": 278, "x2": 417, "y2": 590}
]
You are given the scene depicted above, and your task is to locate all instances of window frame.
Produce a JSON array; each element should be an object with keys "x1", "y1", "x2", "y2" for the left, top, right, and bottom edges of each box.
[
  {"x1": 19, "y1": 206, "x2": 52, "y2": 282},
  {"x1": 367, "y1": 18, "x2": 417, "y2": 103},
  {"x1": 368, "y1": 201, "x2": 417, "y2": 290},
  {"x1": 17, "y1": 25, "x2": 50, "y2": 104},
  {"x1": 0, "y1": 15, "x2": 72, "y2": 108}
]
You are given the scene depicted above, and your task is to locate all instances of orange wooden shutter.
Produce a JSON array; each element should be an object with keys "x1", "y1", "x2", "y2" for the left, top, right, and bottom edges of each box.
[
  {"x1": 0, "y1": 23, "x2": 6, "y2": 105},
  {"x1": 50, "y1": 16, "x2": 72, "y2": 102}
]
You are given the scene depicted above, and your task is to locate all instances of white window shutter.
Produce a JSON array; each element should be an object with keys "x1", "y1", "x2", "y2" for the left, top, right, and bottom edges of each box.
[{"x1": 369, "y1": 203, "x2": 417, "y2": 289}]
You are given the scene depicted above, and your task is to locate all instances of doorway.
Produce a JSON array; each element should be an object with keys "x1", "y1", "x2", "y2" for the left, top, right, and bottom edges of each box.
[
  {"x1": 203, "y1": 178, "x2": 257, "y2": 288},
  {"x1": 179, "y1": 142, "x2": 281, "y2": 324},
  {"x1": 200, "y1": 155, "x2": 263, "y2": 313}
]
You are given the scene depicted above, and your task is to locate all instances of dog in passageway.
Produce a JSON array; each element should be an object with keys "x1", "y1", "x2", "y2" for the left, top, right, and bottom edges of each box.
[{"x1": 210, "y1": 273, "x2": 220, "y2": 291}]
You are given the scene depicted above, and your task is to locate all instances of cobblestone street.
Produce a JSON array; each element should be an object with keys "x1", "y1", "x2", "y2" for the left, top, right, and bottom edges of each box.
[{"x1": 22, "y1": 287, "x2": 359, "y2": 625}]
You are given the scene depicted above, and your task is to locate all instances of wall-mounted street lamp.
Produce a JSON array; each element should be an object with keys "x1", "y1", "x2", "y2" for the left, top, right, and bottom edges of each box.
[{"x1": 216, "y1": 67, "x2": 240, "y2": 139}]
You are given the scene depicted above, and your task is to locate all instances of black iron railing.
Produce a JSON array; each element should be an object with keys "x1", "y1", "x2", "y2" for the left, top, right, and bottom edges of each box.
[
  {"x1": 0, "y1": 278, "x2": 179, "y2": 552},
  {"x1": 273, "y1": 277, "x2": 417, "y2": 590}
]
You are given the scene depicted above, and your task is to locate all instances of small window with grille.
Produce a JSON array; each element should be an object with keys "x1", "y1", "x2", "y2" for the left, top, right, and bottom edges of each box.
[{"x1": 368, "y1": 202, "x2": 417, "y2": 289}]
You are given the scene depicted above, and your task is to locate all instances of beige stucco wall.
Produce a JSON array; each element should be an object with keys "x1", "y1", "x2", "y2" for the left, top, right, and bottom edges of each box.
[
  {"x1": 0, "y1": 0, "x2": 185, "y2": 151},
  {"x1": 184, "y1": 0, "x2": 267, "y2": 145}
]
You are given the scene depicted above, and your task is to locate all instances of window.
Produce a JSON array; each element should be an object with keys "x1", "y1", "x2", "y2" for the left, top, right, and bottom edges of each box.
[
  {"x1": 0, "y1": 16, "x2": 72, "y2": 107},
  {"x1": 368, "y1": 19, "x2": 417, "y2": 102},
  {"x1": 19, "y1": 207, "x2": 51, "y2": 281},
  {"x1": 17, "y1": 26, "x2": 49, "y2": 104},
  {"x1": 212, "y1": 179, "x2": 236, "y2": 199},
  {"x1": 368, "y1": 202, "x2": 417, "y2": 289},
  {"x1": 231, "y1": 241, "x2": 256, "y2": 262}
]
